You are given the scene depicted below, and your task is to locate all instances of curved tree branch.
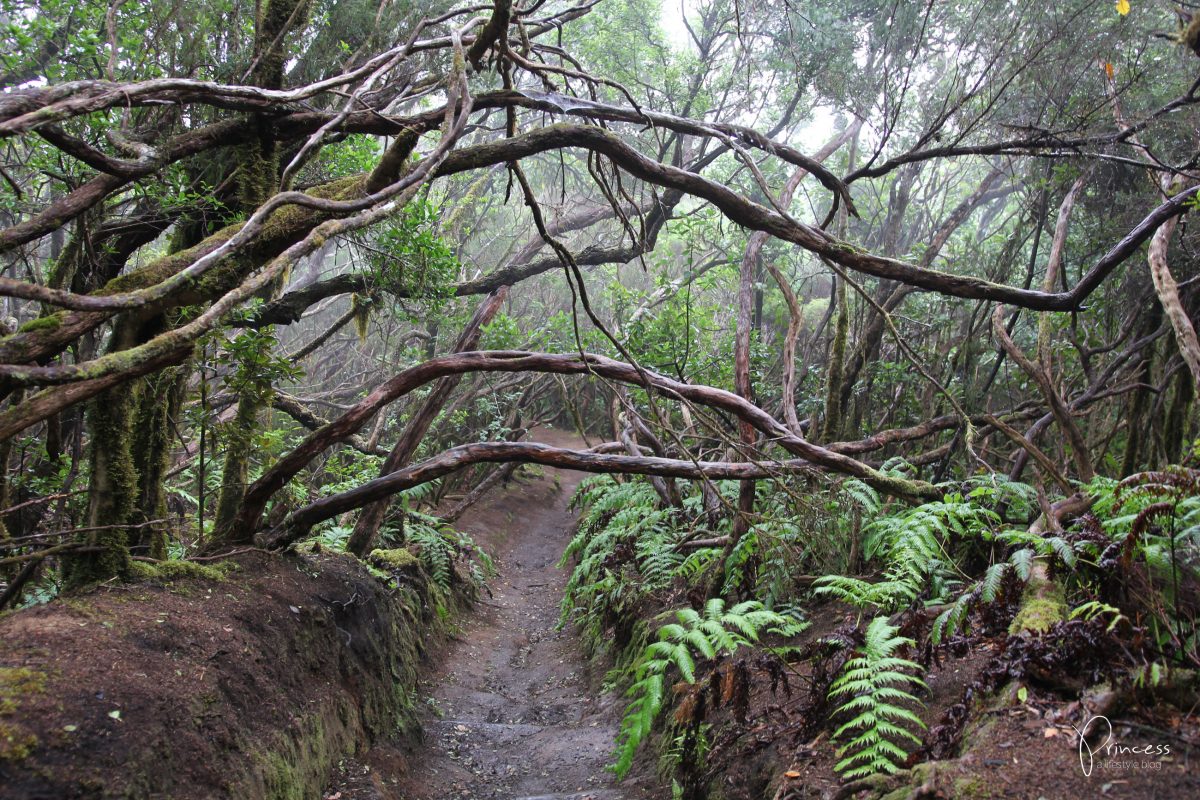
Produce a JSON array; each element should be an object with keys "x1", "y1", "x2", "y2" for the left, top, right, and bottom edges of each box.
[
  {"x1": 235, "y1": 349, "x2": 942, "y2": 536},
  {"x1": 263, "y1": 441, "x2": 826, "y2": 549}
]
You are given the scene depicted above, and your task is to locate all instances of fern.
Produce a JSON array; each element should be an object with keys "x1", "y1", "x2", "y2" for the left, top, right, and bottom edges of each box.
[
  {"x1": 560, "y1": 476, "x2": 681, "y2": 652},
  {"x1": 816, "y1": 487, "x2": 1042, "y2": 627},
  {"x1": 841, "y1": 479, "x2": 882, "y2": 516},
  {"x1": 312, "y1": 523, "x2": 353, "y2": 552},
  {"x1": 964, "y1": 472, "x2": 1038, "y2": 520},
  {"x1": 814, "y1": 573, "x2": 921, "y2": 610},
  {"x1": 404, "y1": 512, "x2": 494, "y2": 593},
  {"x1": 613, "y1": 599, "x2": 801, "y2": 777},
  {"x1": 721, "y1": 527, "x2": 759, "y2": 595},
  {"x1": 1009, "y1": 547, "x2": 1035, "y2": 581},
  {"x1": 830, "y1": 616, "x2": 927, "y2": 779},
  {"x1": 407, "y1": 517, "x2": 454, "y2": 590},
  {"x1": 995, "y1": 528, "x2": 1083, "y2": 569},
  {"x1": 674, "y1": 547, "x2": 721, "y2": 581},
  {"x1": 931, "y1": 560, "x2": 1014, "y2": 643},
  {"x1": 1070, "y1": 600, "x2": 1127, "y2": 632},
  {"x1": 815, "y1": 496, "x2": 990, "y2": 612},
  {"x1": 932, "y1": 591, "x2": 974, "y2": 644}
]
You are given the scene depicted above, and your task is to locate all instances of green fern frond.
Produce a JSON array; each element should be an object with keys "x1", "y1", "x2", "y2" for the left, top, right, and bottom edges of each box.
[
  {"x1": 612, "y1": 599, "x2": 794, "y2": 778},
  {"x1": 980, "y1": 562, "x2": 1007, "y2": 602},
  {"x1": 841, "y1": 479, "x2": 882, "y2": 515},
  {"x1": 1009, "y1": 547, "x2": 1034, "y2": 581},
  {"x1": 830, "y1": 616, "x2": 927, "y2": 780}
]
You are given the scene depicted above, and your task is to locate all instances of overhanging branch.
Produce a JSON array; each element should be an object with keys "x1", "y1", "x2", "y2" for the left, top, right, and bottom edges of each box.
[
  {"x1": 235, "y1": 350, "x2": 942, "y2": 536},
  {"x1": 262, "y1": 440, "x2": 823, "y2": 549}
]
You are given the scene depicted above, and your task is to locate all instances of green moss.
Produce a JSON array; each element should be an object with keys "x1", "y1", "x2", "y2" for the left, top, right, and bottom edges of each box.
[
  {"x1": 127, "y1": 559, "x2": 235, "y2": 583},
  {"x1": 1009, "y1": 575, "x2": 1066, "y2": 635},
  {"x1": 213, "y1": 395, "x2": 262, "y2": 544},
  {"x1": 0, "y1": 667, "x2": 46, "y2": 762},
  {"x1": 869, "y1": 762, "x2": 995, "y2": 800},
  {"x1": 1010, "y1": 596, "x2": 1065, "y2": 634},
  {"x1": 0, "y1": 721, "x2": 37, "y2": 761},
  {"x1": 17, "y1": 315, "x2": 61, "y2": 333},
  {"x1": 959, "y1": 715, "x2": 999, "y2": 750},
  {"x1": 96, "y1": 172, "x2": 365, "y2": 308},
  {"x1": 821, "y1": 280, "x2": 849, "y2": 442},
  {"x1": 850, "y1": 773, "x2": 900, "y2": 800},
  {"x1": 0, "y1": 667, "x2": 46, "y2": 715},
  {"x1": 953, "y1": 775, "x2": 994, "y2": 799},
  {"x1": 132, "y1": 367, "x2": 188, "y2": 560},
  {"x1": 251, "y1": 707, "x2": 350, "y2": 800},
  {"x1": 65, "y1": 383, "x2": 138, "y2": 588},
  {"x1": 369, "y1": 548, "x2": 419, "y2": 571}
]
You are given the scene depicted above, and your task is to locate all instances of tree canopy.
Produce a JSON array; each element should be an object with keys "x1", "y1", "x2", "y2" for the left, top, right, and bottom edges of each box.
[{"x1": 0, "y1": 0, "x2": 1196, "y2": 596}]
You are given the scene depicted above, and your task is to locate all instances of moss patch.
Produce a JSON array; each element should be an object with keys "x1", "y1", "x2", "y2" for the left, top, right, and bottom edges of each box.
[
  {"x1": 953, "y1": 775, "x2": 994, "y2": 799},
  {"x1": 369, "y1": 548, "x2": 419, "y2": 571},
  {"x1": 0, "y1": 721, "x2": 37, "y2": 761},
  {"x1": 127, "y1": 559, "x2": 235, "y2": 584},
  {"x1": 16, "y1": 315, "x2": 61, "y2": 333},
  {"x1": 251, "y1": 705, "x2": 356, "y2": 800},
  {"x1": 0, "y1": 668, "x2": 45, "y2": 762},
  {"x1": 0, "y1": 668, "x2": 45, "y2": 716},
  {"x1": 959, "y1": 714, "x2": 999, "y2": 750},
  {"x1": 1009, "y1": 574, "x2": 1066, "y2": 635}
]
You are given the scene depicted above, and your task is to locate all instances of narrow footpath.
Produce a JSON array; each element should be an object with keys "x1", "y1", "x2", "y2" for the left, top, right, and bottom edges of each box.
[{"x1": 325, "y1": 429, "x2": 655, "y2": 800}]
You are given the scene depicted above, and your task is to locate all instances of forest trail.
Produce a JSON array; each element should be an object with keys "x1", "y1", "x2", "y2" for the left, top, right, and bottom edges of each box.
[{"x1": 325, "y1": 428, "x2": 654, "y2": 800}]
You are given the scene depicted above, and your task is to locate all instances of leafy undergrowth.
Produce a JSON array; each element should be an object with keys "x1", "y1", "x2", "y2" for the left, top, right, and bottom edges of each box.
[
  {"x1": 560, "y1": 467, "x2": 1200, "y2": 799},
  {"x1": 615, "y1": 598, "x2": 803, "y2": 777},
  {"x1": 310, "y1": 484, "x2": 496, "y2": 613}
]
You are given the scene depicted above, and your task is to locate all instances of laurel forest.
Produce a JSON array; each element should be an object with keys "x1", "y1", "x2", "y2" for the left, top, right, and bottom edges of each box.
[{"x1": 0, "y1": 1, "x2": 1198, "y2": 798}]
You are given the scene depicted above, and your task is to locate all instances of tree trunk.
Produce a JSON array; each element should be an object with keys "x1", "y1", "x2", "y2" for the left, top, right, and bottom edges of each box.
[
  {"x1": 130, "y1": 366, "x2": 186, "y2": 559},
  {"x1": 1147, "y1": 185, "x2": 1200, "y2": 394},
  {"x1": 65, "y1": 382, "x2": 137, "y2": 587},
  {"x1": 821, "y1": 277, "x2": 848, "y2": 443},
  {"x1": 213, "y1": 395, "x2": 261, "y2": 543}
]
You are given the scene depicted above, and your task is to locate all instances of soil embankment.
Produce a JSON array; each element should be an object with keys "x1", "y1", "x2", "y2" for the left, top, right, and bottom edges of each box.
[{"x1": 0, "y1": 550, "x2": 444, "y2": 799}]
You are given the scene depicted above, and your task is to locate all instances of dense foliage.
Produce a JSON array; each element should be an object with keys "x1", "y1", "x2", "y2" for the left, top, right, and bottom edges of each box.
[{"x1": 1, "y1": 0, "x2": 1199, "y2": 793}]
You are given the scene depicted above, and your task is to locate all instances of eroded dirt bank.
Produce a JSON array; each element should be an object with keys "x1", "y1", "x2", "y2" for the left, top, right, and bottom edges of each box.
[
  {"x1": 326, "y1": 428, "x2": 656, "y2": 800},
  {"x1": 0, "y1": 550, "x2": 445, "y2": 800}
]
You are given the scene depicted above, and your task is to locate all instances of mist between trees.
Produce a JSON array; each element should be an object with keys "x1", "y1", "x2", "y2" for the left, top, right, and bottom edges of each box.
[{"x1": 0, "y1": 0, "x2": 1199, "y2": 794}]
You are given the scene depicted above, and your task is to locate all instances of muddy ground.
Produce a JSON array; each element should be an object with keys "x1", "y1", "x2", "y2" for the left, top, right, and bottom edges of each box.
[{"x1": 325, "y1": 427, "x2": 657, "y2": 800}]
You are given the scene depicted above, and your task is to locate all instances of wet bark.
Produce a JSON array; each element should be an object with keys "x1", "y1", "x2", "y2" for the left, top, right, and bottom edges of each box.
[{"x1": 346, "y1": 287, "x2": 508, "y2": 556}]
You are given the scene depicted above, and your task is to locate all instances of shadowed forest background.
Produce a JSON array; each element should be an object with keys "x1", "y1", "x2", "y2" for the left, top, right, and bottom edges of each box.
[{"x1": 0, "y1": 1, "x2": 1198, "y2": 798}]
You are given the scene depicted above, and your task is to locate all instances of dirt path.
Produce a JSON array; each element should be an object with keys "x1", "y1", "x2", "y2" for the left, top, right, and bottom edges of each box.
[{"x1": 325, "y1": 429, "x2": 655, "y2": 800}]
